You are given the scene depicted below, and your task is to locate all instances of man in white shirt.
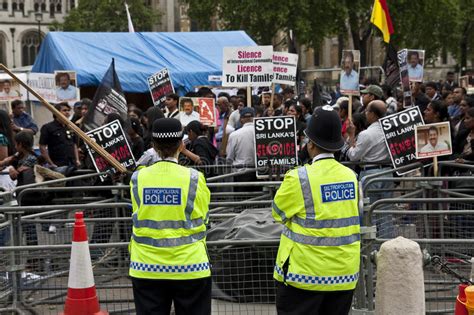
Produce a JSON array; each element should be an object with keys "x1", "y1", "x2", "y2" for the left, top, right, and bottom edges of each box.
[
  {"x1": 226, "y1": 107, "x2": 257, "y2": 192},
  {"x1": 180, "y1": 98, "x2": 200, "y2": 126},
  {"x1": 420, "y1": 127, "x2": 449, "y2": 153},
  {"x1": 56, "y1": 73, "x2": 77, "y2": 101},
  {"x1": 347, "y1": 100, "x2": 394, "y2": 237},
  {"x1": 407, "y1": 51, "x2": 423, "y2": 82},
  {"x1": 0, "y1": 81, "x2": 20, "y2": 99},
  {"x1": 340, "y1": 51, "x2": 359, "y2": 93},
  {"x1": 164, "y1": 93, "x2": 180, "y2": 120}
]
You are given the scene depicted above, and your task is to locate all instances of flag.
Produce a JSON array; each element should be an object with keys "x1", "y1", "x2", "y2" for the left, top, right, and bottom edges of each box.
[
  {"x1": 288, "y1": 30, "x2": 304, "y2": 98},
  {"x1": 83, "y1": 59, "x2": 128, "y2": 131},
  {"x1": 125, "y1": 2, "x2": 135, "y2": 33},
  {"x1": 383, "y1": 42, "x2": 400, "y2": 88},
  {"x1": 370, "y1": 0, "x2": 394, "y2": 43}
]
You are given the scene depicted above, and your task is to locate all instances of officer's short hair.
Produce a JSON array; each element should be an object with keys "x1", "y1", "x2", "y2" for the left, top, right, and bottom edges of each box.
[{"x1": 153, "y1": 141, "x2": 181, "y2": 159}]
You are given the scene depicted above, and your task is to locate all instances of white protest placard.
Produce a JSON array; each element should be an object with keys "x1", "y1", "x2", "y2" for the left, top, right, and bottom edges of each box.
[
  {"x1": 0, "y1": 73, "x2": 28, "y2": 101},
  {"x1": 27, "y1": 73, "x2": 58, "y2": 103},
  {"x1": 222, "y1": 46, "x2": 273, "y2": 87},
  {"x1": 272, "y1": 52, "x2": 298, "y2": 86},
  {"x1": 415, "y1": 122, "x2": 452, "y2": 159}
]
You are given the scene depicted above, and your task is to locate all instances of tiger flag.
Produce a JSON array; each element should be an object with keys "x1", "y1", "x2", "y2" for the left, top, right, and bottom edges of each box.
[{"x1": 370, "y1": 0, "x2": 394, "y2": 43}]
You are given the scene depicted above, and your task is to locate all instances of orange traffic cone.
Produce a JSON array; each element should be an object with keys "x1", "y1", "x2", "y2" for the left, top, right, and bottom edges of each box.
[
  {"x1": 60, "y1": 212, "x2": 108, "y2": 315},
  {"x1": 455, "y1": 284, "x2": 468, "y2": 315}
]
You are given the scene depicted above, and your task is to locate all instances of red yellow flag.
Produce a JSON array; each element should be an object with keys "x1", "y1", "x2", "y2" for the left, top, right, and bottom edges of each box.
[{"x1": 370, "y1": 0, "x2": 394, "y2": 43}]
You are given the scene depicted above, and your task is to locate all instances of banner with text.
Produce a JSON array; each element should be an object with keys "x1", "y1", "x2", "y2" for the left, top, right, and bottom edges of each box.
[
  {"x1": 27, "y1": 73, "x2": 58, "y2": 103},
  {"x1": 222, "y1": 46, "x2": 273, "y2": 87},
  {"x1": 379, "y1": 107, "x2": 424, "y2": 174},
  {"x1": 254, "y1": 116, "x2": 297, "y2": 178},
  {"x1": 148, "y1": 68, "x2": 174, "y2": 107},
  {"x1": 86, "y1": 120, "x2": 136, "y2": 180},
  {"x1": 272, "y1": 52, "x2": 298, "y2": 86}
]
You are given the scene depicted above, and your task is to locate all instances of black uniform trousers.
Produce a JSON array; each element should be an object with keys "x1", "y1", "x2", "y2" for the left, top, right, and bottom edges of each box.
[
  {"x1": 276, "y1": 282, "x2": 354, "y2": 315},
  {"x1": 132, "y1": 276, "x2": 212, "y2": 315}
]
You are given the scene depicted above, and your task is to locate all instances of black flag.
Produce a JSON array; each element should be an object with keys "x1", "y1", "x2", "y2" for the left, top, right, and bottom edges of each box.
[
  {"x1": 288, "y1": 30, "x2": 305, "y2": 99},
  {"x1": 83, "y1": 59, "x2": 128, "y2": 130},
  {"x1": 383, "y1": 42, "x2": 400, "y2": 88}
]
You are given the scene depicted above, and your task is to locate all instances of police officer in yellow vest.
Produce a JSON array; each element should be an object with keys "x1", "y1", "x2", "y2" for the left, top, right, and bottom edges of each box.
[
  {"x1": 129, "y1": 118, "x2": 212, "y2": 314},
  {"x1": 273, "y1": 105, "x2": 360, "y2": 315}
]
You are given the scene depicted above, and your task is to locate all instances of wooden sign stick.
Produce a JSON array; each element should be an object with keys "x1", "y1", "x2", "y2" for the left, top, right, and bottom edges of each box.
[{"x1": 0, "y1": 64, "x2": 127, "y2": 173}]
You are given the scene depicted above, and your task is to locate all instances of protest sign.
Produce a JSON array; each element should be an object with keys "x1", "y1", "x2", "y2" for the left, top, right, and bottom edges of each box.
[
  {"x1": 379, "y1": 107, "x2": 424, "y2": 174},
  {"x1": 0, "y1": 101, "x2": 10, "y2": 114},
  {"x1": 0, "y1": 73, "x2": 27, "y2": 101},
  {"x1": 340, "y1": 50, "x2": 360, "y2": 96},
  {"x1": 179, "y1": 97, "x2": 216, "y2": 127},
  {"x1": 272, "y1": 52, "x2": 298, "y2": 86},
  {"x1": 406, "y1": 50, "x2": 425, "y2": 82},
  {"x1": 83, "y1": 59, "x2": 128, "y2": 131},
  {"x1": 86, "y1": 119, "x2": 135, "y2": 180},
  {"x1": 148, "y1": 68, "x2": 174, "y2": 107},
  {"x1": 254, "y1": 116, "x2": 297, "y2": 178},
  {"x1": 28, "y1": 73, "x2": 58, "y2": 103},
  {"x1": 222, "y1": 46, "x2": 273, "y2": 87},
  {"x1": 397, "y1": 49, "x2": 413, "y2": 107},
  {"x1": 460, "y1": 75, "x2": 474, "y2": 88},
  {"x1": 54, "y1": 71, "x2": 80, "y2": 104},
  {"x1": 415, "y1": 122, "x2": 452, "y2": 159}
]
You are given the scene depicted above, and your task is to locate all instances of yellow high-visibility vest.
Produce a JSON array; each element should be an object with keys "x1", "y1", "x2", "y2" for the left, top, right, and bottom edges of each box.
[
  {"x1": 273, "y1": 157, "x2": 360, "y2": 291},
  {"x1": 129, "y1": 161, "x2": 211, "y2": 280}
]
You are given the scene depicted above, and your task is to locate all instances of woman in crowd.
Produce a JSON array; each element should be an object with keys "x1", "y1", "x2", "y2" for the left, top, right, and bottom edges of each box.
[
  {"x1": 183, "y1": 120, "x2": 218, "y2": 166},
  {"x1": 423, "y1": 100, "x2": 449, "y2": 123},
  {"x1": 453, "y1": 97, "x2": 474, "y2": 154},
  {"x1": 128, "y1": 107, "x2": 143, "y2": 121},
  {"x1": 456, "y1": 107, "x2": 474, "y2": 162},
  {"x1": 288, "y1": 104, "x2": 307, "y2": 146},
  {"x1": 4, "y1": 131, "x2": 37, "y2": 187},
  {"x1": 0, "y1": 110, "x2": 15, "y2": 160},
  {"x1": 142, "y1": 106, "x2": 165, "y2": 149},
  {"x1": 128, "y1": 117, "x2": 145, "y2": 161}
]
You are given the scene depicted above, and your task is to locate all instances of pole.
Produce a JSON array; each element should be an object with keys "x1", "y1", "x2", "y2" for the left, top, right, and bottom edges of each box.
[
  {"x1": 0, "y1": 64, "x2": 127, "y2": 173},
  {"x1": 433, "y1": 156, "x2": 438, "y2": 177},
  {"x1": 269, "y1": 83, "x2": 275, "y2": 110},
  {"x1": 246, "y1": 86, "x2": 251, "y2": 107},
  {"x1": 348, "y1": 95, "x2": 353, "y2": 121}
]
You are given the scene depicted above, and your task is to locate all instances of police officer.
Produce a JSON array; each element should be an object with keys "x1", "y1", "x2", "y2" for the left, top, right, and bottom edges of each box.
[
  {"x1": 129, "y1": 118, "x2": 212, "y2": 314},
  {"x1": 273, "y1": 105, "x2": 360, "y2": 315}
]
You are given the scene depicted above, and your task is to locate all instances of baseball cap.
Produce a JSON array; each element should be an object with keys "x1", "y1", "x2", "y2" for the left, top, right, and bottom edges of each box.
[
  {"x1": 360, "y1": 85, "x2": 384, "y2": 98},
  {"x1": 240, "y1": 107, "x2": 255, "y2": 117}
]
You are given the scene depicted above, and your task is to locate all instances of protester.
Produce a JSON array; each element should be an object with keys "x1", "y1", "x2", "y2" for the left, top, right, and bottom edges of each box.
[
  {"x1": 128, "y1": 117, "x2": 145, "y2": 161},
  {"x1": 423, "y1": 100, "x2": 449, "y2": 124},
  {"x1": 164, "y1": 93, "x2": 180, "y2": 119},
  {"x1": 10, "y1": 100, "x2": 38, "y2": 135},
  {"x1": 425, "y1": 82, "x2": 441, "y2": 101},
  {"x1": 381, "y1": 85, "x2": 397, "y2": 114},
  {"x1": 260, "y1": 92, "x2": 271, "y2": 108},
  {"x1": 339, "y1": 100, "x2": 351, "y2": 139},
  {"x1": 129, "y1": 118, "x2": 211, "y2": 314},
  {"x1": 453, "y1": 97, "x2": 474, "y2": 154},
  {"x1": 0, "y1": 110, "x2": 15, "y2": 161},
  {"x1": 449, "y1": 87, "x2": 466, "y2": 118},
  {"x1": 128, "y1": 107, "x2": 143, "y2": 121},
  {"x1": 455, "y1": 107, "x2": 474, "y2": 162},
  {"x1": 288, "y1": 104, "x2": 306, "y2": 146},
  {"x1": 299, "y1": 98, "x2": 313, "y2": 123},
  {"x1": 273, "y1": 93, "x2": 284, "y2": 116},
  {"x1": 70, "y1": 101, "x2": 83, "y2": 124},
  {"x1": 183, "y1": 121, "x2": 218, "y2": 166},
  {"x1": 4, "y1": 131, "x2": 37, "y2": 187},
  {"x1": 215, "y1": 96, "x2": 232, "y2": 148},
  {"x1": 39, "y1": 103, "x2": 79, "y2": 168},
  {"x1": 359, "y1": 85, "x2": 383, "y2": 113},
  {"x1": 142, "y1": 106, "x2": 165, "y2": 149},
  {"x1": 282, "y1": 87, "x2": 295, "y2": 102}
]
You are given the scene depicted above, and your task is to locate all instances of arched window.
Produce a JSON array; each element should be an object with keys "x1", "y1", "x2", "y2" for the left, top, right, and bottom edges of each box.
[
  {"x1": 50, "y1": 2, "x2": 55, "y2": 17},
  {"x1": 21, "y1": 31, "x2": 41, "y2": 66},
  {"x1": 0, "y1": 34, "x2": 6, "y2": 65},
  {"x1": 70, "y1": 0, "x2": 75, "y2": 9}
]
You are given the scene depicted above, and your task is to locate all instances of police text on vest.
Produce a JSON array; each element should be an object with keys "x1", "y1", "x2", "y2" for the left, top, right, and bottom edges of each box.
[
  {"x1": 320, "y1": 182, "x2": 355, "y2": 203},
  {"x1": 143, "y1": 188, "x2": 182, "y2": 205}
]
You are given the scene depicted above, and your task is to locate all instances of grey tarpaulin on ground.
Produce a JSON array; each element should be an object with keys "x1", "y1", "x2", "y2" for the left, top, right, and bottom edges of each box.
[{"x1": 207, "y1": 209, "x2": 282, "y2": 303}]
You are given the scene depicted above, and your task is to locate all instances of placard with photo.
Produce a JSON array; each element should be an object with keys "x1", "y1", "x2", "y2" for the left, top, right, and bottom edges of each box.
[
  {"x1": 339, "y1": 50, "x2": 360, "y2": 96},
  {"x1": 415, "y1": 122, "x2": 452, "y2": 159},
  {"x1": 54, "y1": 71, "x2": 80, "y2": 103}
]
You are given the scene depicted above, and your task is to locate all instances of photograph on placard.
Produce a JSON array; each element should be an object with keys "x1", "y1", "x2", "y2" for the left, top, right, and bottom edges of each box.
[
  {"x1": 54, "y1": 71, "x2": 80, "y2": 102},
  {"x1": 415, "y1": 122, "x2": 452, "y2": 159},
  {"x1": 179, "y1": 97, "x2": 217, "y2": 127},
  {"x1": 339, "y1": 50, "x2": 360, "y2": 96},
  {"x1": 407, "y1": 50, "x2": 425, "y2": 82},
  {"x1": 0, "y1": 79, "x2": 22, "y2": 101},
  {"x1": 179, "y1": 97, "x2": 200, "y2": 127}
]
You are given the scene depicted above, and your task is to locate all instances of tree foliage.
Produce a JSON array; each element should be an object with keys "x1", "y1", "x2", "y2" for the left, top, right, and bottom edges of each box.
[
  {"x1": 185, "y1": 0, "x2": 471, "y2": 67},
  {"x1": 61, "y1": 0, "x2": 160, "y2": 32}
]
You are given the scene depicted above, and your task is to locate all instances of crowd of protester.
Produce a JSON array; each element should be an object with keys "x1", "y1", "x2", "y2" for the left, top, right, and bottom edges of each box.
[{"x1": 0, "y1": 71, "x2": 472, "y2": 194}]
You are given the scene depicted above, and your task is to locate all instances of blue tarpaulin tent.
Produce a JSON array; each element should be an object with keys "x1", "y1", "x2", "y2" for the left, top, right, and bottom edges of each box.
[{"x1": 32, "y1": 31, "x2": 257, "y2": 94}]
